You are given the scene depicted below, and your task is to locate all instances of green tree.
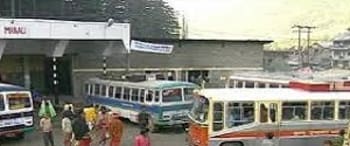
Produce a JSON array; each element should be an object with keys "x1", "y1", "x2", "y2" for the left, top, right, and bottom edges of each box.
[{"x1": 0, "y1": 0, "x2": 180, "y2": 38}]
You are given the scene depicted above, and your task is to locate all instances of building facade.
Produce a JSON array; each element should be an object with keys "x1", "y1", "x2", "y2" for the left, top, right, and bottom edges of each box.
[
  {"x1": 331, "y1": 31, "x2": 350, "y2": 69},
  {"x1": 0, "y1": 18, "x2": 272, "y2": 99}
]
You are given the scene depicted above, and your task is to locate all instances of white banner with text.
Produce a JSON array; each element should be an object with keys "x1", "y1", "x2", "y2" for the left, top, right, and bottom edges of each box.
[{"x1": 130, "y1": 40, "x2": 173, "y2": 54}]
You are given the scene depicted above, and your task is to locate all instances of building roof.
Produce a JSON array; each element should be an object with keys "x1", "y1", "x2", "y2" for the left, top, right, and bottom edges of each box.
[
  {"x1": 230, "y1": 70, "x2": 350, "y2": 83},
  {"x1": 88, "y1": 78, "x2": 198, "y2": 89},
  {"x1": 0, "y1": 83, "x2": 27, "y2": 92},
  {"x1": 133, "y1": 38, "x2": 273, "y2": 44},
  {"x1": 199, "y1": 88, "x2": 350, "y2": 102},
  {"x1": 334, "y1": 31, "x2": 350, "y2": 41}
]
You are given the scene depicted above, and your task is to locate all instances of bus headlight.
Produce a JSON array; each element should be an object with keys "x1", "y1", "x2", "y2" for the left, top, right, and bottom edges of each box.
[{"x1": 162, "y1": 115, "x2": 171, "y2": 120}]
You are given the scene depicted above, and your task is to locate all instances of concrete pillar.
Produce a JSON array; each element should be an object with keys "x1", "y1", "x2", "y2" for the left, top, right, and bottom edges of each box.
[
  {"x1": 175, "y1": 70, "x2": 181, "y2": 81},
  {"x1": 23, "y1": 56, "x2": 31, "y2": 89},
  {"x1": 0, "y1": 40, "x2": 6, "y2": 60}
]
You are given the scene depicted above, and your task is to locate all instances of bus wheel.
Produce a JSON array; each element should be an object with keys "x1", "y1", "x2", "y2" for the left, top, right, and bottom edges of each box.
[{"x1": 148, "y1": 118, "x2": 158, "y2": 133}]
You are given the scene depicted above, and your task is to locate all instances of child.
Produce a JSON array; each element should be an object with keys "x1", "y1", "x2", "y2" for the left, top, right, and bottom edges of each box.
[{"x1": 134, "y1": 128, "x2": 151, "y2": 146}]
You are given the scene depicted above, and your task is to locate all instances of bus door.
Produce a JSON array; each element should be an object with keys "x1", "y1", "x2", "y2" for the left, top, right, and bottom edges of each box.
[{"x1": 257, "y1": 101, "x2": 281, "y2": 143}]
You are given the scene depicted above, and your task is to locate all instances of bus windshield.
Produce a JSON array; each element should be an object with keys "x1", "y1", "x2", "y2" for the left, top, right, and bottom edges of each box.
[
  {"x1": 184, "y1": 88, "x2": 195, "y2": 101},
  {"x1": 0, "y1": 95, "x2": 4, "y2": 111},
  {"x1": 190, "y1": 96, "x2": 209, "y2": 123},
  {"x1": 7, "y1": 93, "x2": 31, "y2": 110},
  {"x1": 162, "y1": 88, "x2": 182, "y2": 103}
]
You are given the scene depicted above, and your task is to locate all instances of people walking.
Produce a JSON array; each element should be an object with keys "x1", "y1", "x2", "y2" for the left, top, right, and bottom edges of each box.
[
  {"x1": 108, "y1": 113, "x2": 123, "y2": 146},
  {"x1": 72, "y1": 109, "x2": 91, "y2": 146},
  {"x1": 62, "y1": 112, "x2": 73, "y2": 146},
  {"x1": 324, "y1": 140, "x2": 333, "y2": 146},
  {"x1": 261, "y1": 132, "x2": 275, "y2": 146},
  {"x1": 39, "y1": 100, "x2": 56, "y2": 118},
  {"x1": 84, "y1": 105, "x2": 97, "y2": 130},
  {"x1": 138, "y1": 106, "x2": 150, "y2": 129},
  {"x1": 332, "y1": 129, "x2": 345, "y2": 146},
  {"x1": 96, "y1": 108, "x2": 109, "y2": 146},
  {"x1": 134, "y1": 128, "x2": 151, "y2": 146},
  {"x1": 40, "y1": 114, "x2": 54, "y2": 146}
]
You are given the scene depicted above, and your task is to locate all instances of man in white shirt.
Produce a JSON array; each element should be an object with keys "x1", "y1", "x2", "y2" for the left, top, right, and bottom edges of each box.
[{"x1": 62, "y1": 112, "x2": 73, "y2": 146}]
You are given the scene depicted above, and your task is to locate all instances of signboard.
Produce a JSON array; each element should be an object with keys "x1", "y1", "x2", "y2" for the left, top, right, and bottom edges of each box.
[
  {"x1": 4, "y1": 26, "x2": 27, "y2": 35},
  {"x1": 130, "y1": 40, "x2": 173, "y2": 54}
]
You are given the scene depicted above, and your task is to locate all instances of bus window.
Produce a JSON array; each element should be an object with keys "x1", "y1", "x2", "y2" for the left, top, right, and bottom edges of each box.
[
  {"x1": 220, "y1": 141, "x2": 244, "y2": 146},
  {"x1": 85, "y1": 84, "x2": 90, "y2": 95},
  {"x1": 89, "y1": 84, "x2": 93, "y2": 95},
  {"x1": 226, "y1": 102, "x2": 254, "y2": 128},
  {"x1": 245, "y1": 81, "x2": 254, "y2": 88},
  {"x1": 269, "y1": 103, "x2": 277, "y2": 122},
  {"x1": 146, "y1": 90, "x2": 153, "y2": 102},
  {"x1": 260, "y1": 104, "x2": 268, "y2": 123},
  {"x1": 190, "y1": 96, "x2": 209, "y2": 122},
  {"x1": 311, "y1": 101, "x2": 334, "y2": 120},
  {"x1": 213, "y1": 102, "x2": 224, "y2": 131},
  {"x1": 94, "y1": 84, "x2": 100, "y2": 95},
  {"x1": 7, "y1": 94, "x2": 31, "y2": 110},
  {"x1": 123, "y1": 88, "x2": 130, "y2": 101},
  {"x1": 131, "y1": 89, "x2": 139, "y2": 102},
  {"x1": 162, "y1": 89, "x2": 182, "y2": 103},
  {"x1": 270, "y1": 84, "x2": 279, "y2": 88},
  {"x1": 258, "y1": 83, "x2": 266, "y2": 88},
  {"x1": 101, "y1": 85, "x2": 107, "y2": 96},
  {"x1": 140, "y1": 89, "x2": 145, "y2": 103},
  {"x1": 154, "y1": 91, "x2": 160, "y2": 103},
  {"x1": 237, "y1": 81, "x2": 243, "y2": 88},
  {"x1": 339, "y1": 101, "x2": 350, "y2": 119},
  {"x1": 282, "y1": 102, "x2": 307, "y2": 120},
  {"x1": 184, "y1": 88, "x2": 195, "y2": 101},
  {"x1": 115, "y1": 87, "x2": 121, "y2": 99},
  {"x1": 108, "y1": 86, "x2": 114, "y2": 97},
  {"x1": 0, "y1": 95, "x2": 4, "y2": 111},
  {"x1": 229, "y1": 80, "x2": 235, "y2": 88}
]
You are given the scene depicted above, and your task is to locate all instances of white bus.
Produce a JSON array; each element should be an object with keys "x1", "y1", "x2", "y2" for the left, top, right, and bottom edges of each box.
[
  {"x1": 0, "y1": 83, "x2": 34, "y2": 138},
  {"x1": 226, "y1": 75, "x2": 290, "y2": 88},
  {"x1": 188, "y1": 88, "x2": 350, "y2": 146}
]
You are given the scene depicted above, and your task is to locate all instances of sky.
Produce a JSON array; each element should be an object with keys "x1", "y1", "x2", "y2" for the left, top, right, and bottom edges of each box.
[{"x1": 166, "y1": 0, "x2": 350, "y2": 49}]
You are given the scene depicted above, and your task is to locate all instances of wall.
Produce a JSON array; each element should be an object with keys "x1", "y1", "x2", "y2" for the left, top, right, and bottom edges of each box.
[{"x1": 72, "y1": 40, "x2": 267, "y2": 97}]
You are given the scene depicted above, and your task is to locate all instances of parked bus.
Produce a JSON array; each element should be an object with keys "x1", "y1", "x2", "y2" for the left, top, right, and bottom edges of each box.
[
  {"x1": 85, "y1": 78, "x2": 199, "y2": 131},
  {"x1": 225, "y1": 75, "x2": 290, "y2": 88},
  {"x1": 0, "y1": 83, "x2": 34, "y2": 138},
  {"x1": 188, "y1": 88, "x2": 350, "y2": 146}
]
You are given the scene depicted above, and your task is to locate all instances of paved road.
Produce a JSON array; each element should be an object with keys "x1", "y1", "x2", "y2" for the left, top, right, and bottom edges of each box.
[{"x1": 0, "y1": 118, "x2": 188, "y2": 146}]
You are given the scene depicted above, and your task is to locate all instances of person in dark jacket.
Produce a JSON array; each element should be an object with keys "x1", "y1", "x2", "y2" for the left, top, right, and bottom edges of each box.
[
  {"x1": 138, "y1": 106, "x2": 150, "y2": 129},
  {"x1": 72, "y1": 109, "x2": 91, "y2": 146}
]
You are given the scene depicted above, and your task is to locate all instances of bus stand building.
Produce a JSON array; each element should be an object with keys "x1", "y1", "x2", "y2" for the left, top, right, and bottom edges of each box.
[{"x1": 0, "y1": 18, "x2": 272, "y2": 99}]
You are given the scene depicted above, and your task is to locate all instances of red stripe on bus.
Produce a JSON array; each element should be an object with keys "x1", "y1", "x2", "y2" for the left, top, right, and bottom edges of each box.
[{"x1": 213, "y1": 129, "x2": 341, "y2": 138}]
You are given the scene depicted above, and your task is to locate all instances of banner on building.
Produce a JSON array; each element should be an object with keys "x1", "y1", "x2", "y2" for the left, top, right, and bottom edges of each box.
[{"x1": 130, "y1": 40, "x2": 173, "y2": 54}]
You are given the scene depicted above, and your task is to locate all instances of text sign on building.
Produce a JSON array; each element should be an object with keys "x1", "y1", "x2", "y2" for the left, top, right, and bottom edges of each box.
[
  {"x1": 131, "y1": 40, "x2": 173, "y2": 54},
  {"x1": 4, "y1": 26, "x2": 27, "y2": 35}
]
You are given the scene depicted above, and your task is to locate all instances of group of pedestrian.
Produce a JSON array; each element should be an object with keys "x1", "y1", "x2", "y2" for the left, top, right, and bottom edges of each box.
[{"x1": 59, "y1": 104, "x2": 124, "y2": 146}]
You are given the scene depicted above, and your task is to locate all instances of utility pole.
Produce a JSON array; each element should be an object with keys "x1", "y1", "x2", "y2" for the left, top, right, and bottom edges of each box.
[
  {"x1": 292, "y1": 25, "x2": 303, "y2": 68},
  {"x1": 305, "y1": 26, "x2": 316, "y2": 66},
  {"x1": 292, "y1": 25, "x2": 316, "y2": 67}
]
